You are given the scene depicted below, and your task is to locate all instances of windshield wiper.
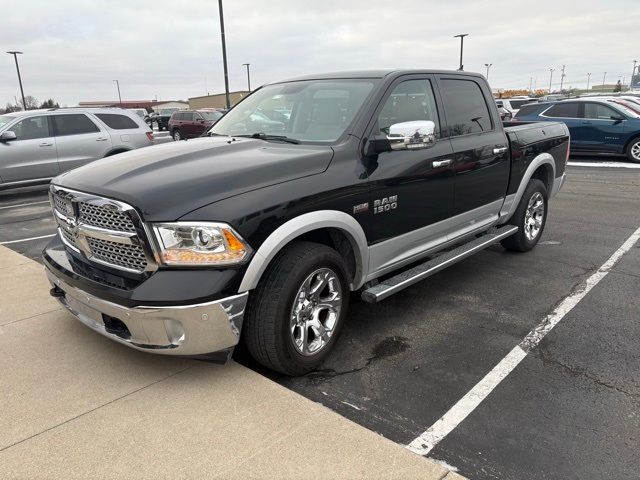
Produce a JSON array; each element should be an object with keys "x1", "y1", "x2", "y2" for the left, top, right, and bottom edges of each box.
[{"x1": 237, "y1": 133, "x2": 300, "y2": 144}]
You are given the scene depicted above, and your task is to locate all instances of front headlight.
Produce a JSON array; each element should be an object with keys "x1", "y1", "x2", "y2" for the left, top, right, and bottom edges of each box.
[{"x1": 152, "y1": 222, "x2": 251, "y2": 266}]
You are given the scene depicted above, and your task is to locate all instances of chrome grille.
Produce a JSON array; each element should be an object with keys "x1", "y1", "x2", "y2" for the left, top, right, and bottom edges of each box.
[
  {"x1": 87, "y1": 238, "x2": 148, "y2": 271},
  {"x1": 79, "y1": 203, "x2": 136, "y2": 232},
  {"x1": 51, "y1": 187, "x2": 155, "y2": 274}
]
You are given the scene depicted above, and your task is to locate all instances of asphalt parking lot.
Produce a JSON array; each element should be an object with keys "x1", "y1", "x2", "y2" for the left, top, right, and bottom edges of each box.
[{"x1": 1, "y1": 156, "x2": 639, "y2": 479}]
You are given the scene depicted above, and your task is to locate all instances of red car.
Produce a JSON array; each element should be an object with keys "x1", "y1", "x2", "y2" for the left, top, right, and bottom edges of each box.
[{"x1": 168, "y1": 109, "x2": 224, "y2": 141}]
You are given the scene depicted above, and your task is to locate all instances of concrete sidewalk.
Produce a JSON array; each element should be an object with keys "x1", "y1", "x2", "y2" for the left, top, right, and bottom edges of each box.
[{"x1": 0, "y1": 245, "x2": 464, "y2": 480}]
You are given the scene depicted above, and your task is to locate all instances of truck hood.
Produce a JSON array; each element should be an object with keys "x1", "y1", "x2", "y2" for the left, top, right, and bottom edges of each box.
[{"x1": 54, "y1": 136, "x2": 334, "y2": 221}]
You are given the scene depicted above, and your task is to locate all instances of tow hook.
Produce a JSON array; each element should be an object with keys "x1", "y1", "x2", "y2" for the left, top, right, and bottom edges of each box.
[{"x1": 49, "y1": 286, "x2": 65, "y2": 298}]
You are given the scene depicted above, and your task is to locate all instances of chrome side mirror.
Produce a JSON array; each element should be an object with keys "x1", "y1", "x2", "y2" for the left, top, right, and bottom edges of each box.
[
  {"x1": 388, "y1": 121, "x2": 436, "y2": 150},
  {"x1": 0, "y1": 131, "x2": 17, "y2": 143}
]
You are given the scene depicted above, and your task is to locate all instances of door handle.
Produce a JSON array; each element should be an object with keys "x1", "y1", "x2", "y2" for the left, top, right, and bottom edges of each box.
[
  {"x1": 96, "y1": 137, "x2": 109, "y2": 142},
  {"x1": 493, "y1": 146, "x2": 508, "y2": 155},
  {"x1": 39, "y1": 142, "x2": 53, "y2": 147},
  {"x1": 432, "y1": 159, "x2": 453, "y2": 168}
]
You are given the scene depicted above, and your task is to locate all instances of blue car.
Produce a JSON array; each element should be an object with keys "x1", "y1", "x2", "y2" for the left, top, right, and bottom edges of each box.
[{"x1": 515, "y1": 98, "x2": 640, "y2": 162}]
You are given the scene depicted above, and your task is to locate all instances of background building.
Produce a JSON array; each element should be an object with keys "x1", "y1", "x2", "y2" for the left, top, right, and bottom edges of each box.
[{"x1": 189, "y1": 91, "x2": 250, "y2": 109}]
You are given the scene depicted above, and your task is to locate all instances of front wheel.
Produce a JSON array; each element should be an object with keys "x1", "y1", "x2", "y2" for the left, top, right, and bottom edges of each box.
[
  {"x1": 243, "y1": 241, "x2": 349, "y2": 376},
  {"x1": 626, "y1": 137, "x2": 640, "y2": 163},
  {"x1": 172, "y1": 129, "x2": 182, "y2": 141},
  {"x1": 501, "y1": 179, "x2": 548, "y2": 252}
]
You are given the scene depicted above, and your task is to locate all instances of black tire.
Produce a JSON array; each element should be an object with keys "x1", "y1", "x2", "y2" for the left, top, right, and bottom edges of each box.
[
  {"x1": 500, "y1": 179, "x2": 548, "y2": 252},
  {"x1": 172, "y1": 129, "x2": 182, "y2": 141},
  {"x1": 625, "y1": 137, "x2": 640, "y2": 163},
  {"x1": 243, "y1": 241, "x2": 350, "y2": 376}
]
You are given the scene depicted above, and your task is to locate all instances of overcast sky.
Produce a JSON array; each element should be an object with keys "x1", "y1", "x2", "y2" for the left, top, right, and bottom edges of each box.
[{"x1": 2, "y1": 0, "x2": 638, "y2": 107}]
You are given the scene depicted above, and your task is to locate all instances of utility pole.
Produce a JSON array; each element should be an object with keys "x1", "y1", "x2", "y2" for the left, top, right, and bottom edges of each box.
[
  {"x1": 218, "y1": 0, "x2": 231, "y2": 109},
  {"x1": 548, "y1": 68, "x2": 555, "y2": 94},
  {"x1": 454, "y1": 34, "x2": 468, "y2": 71},
  {"x1": 113, "y1": 80, "x2": 122, "y2": 106},
  {"x1": 586, "y1": 72, "x2": 591, "y2": 91},
  {"x1": 631, "y1": 60, "x2": 638, "y2": 91},
  {"x1": 529, "y1": 77, "x2": 533, "y2": 93},
  {"x1": 484, "y1": 63, "x2": 492, "y2": 80},
  {"x1": 242, "y1": 63, "x2": 251, "y2": 91},
  {"x1": 559, "y1": 65, "x2": 566, "y2": 92},
  {"x1": 6, "y1": 51, "x2": 26, "y2": 111},
  {"x1": 602, "y1": 72, "x2": 607, "y2": 90}
]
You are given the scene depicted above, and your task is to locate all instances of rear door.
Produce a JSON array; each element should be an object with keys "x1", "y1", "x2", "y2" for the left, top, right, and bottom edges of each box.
[
  {"x1": 436, "y1": 75, "x2": 510, "y2": 233},
  {"x1": 539, "y1": 102, "x2": 583, "y2": 149},
  {"x1": 52, "y1": 113, "x2": 113, "y2": 172},
  {"x1": 0, "y1": 115, "x2": 59, "y2": 183},
  {"x1": 579, "y1": 102, "x2": 626, "y2": 152}
]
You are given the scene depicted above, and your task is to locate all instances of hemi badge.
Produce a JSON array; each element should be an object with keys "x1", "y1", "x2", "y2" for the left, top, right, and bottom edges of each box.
[{"x1": 353, "y1": 202, "x2": 369, "y2": 214}]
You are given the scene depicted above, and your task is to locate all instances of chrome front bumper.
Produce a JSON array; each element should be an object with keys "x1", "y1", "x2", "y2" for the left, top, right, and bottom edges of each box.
[{"x1": 45, "y1": 268, "x2": 248, "y2": 356}]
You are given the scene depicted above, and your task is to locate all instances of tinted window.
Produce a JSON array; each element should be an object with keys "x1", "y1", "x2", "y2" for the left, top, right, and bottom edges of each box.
[
  {"x1": 184, "y1": 112, "x2": 195, "y2": 121},
  {"x1": 583, "y1": 103, "x2": 619, "y2": 120},
  {"x1": 440, "y1": 79, "x2": 492, "y2": 136},
  {"x1": 544, "y1": 103, "x2": 580, "y2": 118},
  {"x1": 96, "y1": 114, "x2": 138, "y2": 130},
  {"x1": 509, "y1": 99, "x2": 533, "y2": 109},
  {"x1": 378, "y1": 79, "x2": 440, "y2": 136},
  {"x1": 53, "y1": 114, "x2": 99, "y2": 136},
  {"x1": 11, "y1": 116, "x2": 51, "y2": 140},
  {"x1": 515, "y1": 104, "x2": 542, "y2": 117}
]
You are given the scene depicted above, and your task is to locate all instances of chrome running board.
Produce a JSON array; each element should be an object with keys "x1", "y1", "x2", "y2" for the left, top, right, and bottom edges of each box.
[{"x1": 361, "y1": 225, "x2": 519, "y2": 303}]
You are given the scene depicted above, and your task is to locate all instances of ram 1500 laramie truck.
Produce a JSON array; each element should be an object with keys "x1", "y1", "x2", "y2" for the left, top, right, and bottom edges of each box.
[{"x1": 43, "y1": 70, "x2": 569, "y2": 375}]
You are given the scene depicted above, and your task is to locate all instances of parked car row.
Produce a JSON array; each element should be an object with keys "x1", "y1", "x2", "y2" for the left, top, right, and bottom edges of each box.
[
  {"x1": 0, "y1": 108, "x2": 154, "y2": 188},
  {"x1": 168, "y1": 109, "x2": 225, "y2": 140}
]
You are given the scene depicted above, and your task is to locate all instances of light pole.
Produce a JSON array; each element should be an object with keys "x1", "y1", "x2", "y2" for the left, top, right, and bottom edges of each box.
[
  {"x1": 242, "y1": 63, "x2": 251, "y2": 91},
  {"x1": 218, "y1": 0, "x2": 231, "y2": 109},
  {"x1": 559, "y1": 65, "x2": 566, "y2": 92},
  {"x1": 548, "y1": 68, "x2": 555, "y2": 94},
  {"x1": 529, "y1": 77, "x2": 533, "y2": 93},
  {"x1": 586, "y1": 72, "x2": 591, "y2": 91},
  {"x1": 113, "y1": 80, "x2": 122, "y2": 106},
  {"x1": 454, "y1": 34, "x2": 468, "y2": 71},
  {"x1": 602, "y1": 72, "x2": 607, "y2": 90},
  {"x1": 484, "y1": 63, "x2": 492, "y2": 80},
  {"x1": 7, "y1": 51, "x2": 26, "y2": 110},
  {"x1": 631, "y1": 60, "x2": 637, "y2": 91}
]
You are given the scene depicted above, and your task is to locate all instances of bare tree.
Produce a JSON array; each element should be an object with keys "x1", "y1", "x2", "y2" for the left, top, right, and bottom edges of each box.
[{"x1": 21, "y1": 95, "x2": 39, "y2": 110}]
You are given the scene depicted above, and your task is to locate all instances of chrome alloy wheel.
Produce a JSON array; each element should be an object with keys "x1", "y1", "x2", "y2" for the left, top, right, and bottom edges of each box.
[
  {"x1": 631, "y1": 141, "x2": 640, "y2": 161},
  {"x1": 289, "y1": 268, "x2": 342, "y2": 356},
  {"x1": 524, "y1": 191, "x2": 545, "y2": 241},
  {"x1": 173, "y1": 130, "x2": 181, "y2": 141}
]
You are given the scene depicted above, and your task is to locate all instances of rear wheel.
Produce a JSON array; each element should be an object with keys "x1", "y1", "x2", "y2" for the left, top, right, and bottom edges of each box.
[
  {"x1": 626, "y1": 137, "x2": 640, "y2": 163},
  {"x1": 501, "y1": 179, "x2": 548, "y2": 252},
  {"x1": 243, "y1": 241, "x2": 349, "y2": 376},
  {"x1": 172, "y1": 129, "x2": 182, "y2": 141}
]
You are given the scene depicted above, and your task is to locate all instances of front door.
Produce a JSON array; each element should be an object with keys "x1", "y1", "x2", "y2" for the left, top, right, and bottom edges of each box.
[
  {"x1": 52, "y1": 113, "x2": 113, "y2": 172},
  {"x1": 364, "y1": 76, "x2": 456, "y2": 276},
  {"x1": 578, "y1": 102, "x2": 626, "y2": 152},
  {"x1": 0, "y1": 115, "x2": 59, "y2": 184}
]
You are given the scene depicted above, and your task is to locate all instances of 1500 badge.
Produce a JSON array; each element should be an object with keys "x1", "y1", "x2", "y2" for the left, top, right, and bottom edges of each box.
[{"x1": 373, "y1": 195, "x2": 398, "y2": 214}]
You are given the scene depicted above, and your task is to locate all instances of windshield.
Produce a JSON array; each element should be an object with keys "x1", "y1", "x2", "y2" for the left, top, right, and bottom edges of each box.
[
  {"x1": 209, "y1": 79, "x2": 376, "y2": 142},
  {"x1": 0, "y1": 115, "x2": 13, "y2": 129},
  {"x1": 200, "y1": 111, "x2": 223, "y2": 121}
]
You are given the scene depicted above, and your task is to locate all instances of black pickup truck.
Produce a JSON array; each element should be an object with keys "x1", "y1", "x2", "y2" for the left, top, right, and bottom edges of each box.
[{"x1": 44, "y1": 70, "x2": 569, "y2": 375}]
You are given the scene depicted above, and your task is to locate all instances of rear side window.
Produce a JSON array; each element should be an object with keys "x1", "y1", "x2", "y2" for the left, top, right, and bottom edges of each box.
[
  {"x1": 11, "y1": 116, "x2": 50, "y2": 140},
  {"x1": 543, "y1": 103, "x2": 579, "y2": 118},
  {"x1": 440, "y1": 79, "x2": 493, "y2": 136},
  {"x1": 183, "y1": 112, "x2": 195, "y2": 121},
  {"x1": 508, "y1": 99, "x2": 532, "y2": 109},
  {"x1": 53, "y1": 114, "x2": 99, "y2": 136},
  {"x1": 95, "y1": 114, "x2": 138, "y2": 130},
  {"x1": 515, "y1": 104, "x2": 541, "y2": 117}
]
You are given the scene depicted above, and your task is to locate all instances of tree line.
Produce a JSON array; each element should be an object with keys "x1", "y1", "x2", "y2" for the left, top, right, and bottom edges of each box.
[{"x1": 1, "y1": 96, "x2": 61, "y2": 114}]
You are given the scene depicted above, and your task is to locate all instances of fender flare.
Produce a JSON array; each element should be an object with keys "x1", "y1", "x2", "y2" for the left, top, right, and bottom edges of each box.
[
  {"x1": 104, "y1": 147, "x2": 132, "y2": 158},
  {"x1": 498, "y1": 153, "x2": 556, "y2": 224},
  {"x1": 238, "y1": 210, "x2": 369, "y2": 293}
]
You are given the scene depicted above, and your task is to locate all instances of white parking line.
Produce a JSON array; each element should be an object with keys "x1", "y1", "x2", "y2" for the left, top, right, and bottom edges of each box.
[
  {"x1": 567, "y1": 161, "x2": 640, "y2": 169},
  {"x1": 407, "y1": 224, "x2": 640, "y2": 456},
  {"x1": 0, "y1": 200, "x2": 50, "y2": 210},
  {"x1": 0, "y1": 234, "x2": 56, "y2": 245}
]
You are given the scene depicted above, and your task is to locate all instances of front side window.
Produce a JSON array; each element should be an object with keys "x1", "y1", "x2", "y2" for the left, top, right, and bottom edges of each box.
[
  {"x1": 53, "y1": 114, "x2": 99, "y2": 136},
  {"x1": 209, "y1": 79, "x2": 376, "y2": 142},
  {"x1": 96, "y1": 114, "x2": 138, "y2": 130},
  {"x1": 440, "y1": 79, "x2": 493, "y2": 137},
  {"x1": 184, "y1": 112, "x2": 196, "y2": 122},
  {"x1": 583, "y1": 103, "x2": 619, "y2": 120},
  {"x1": 377, "y1": 79, "x2": 440, "y2": 137},
  {"x1": 11, "y1": 116, "x2": 51, "y2": 140},
  {"x1": 544, "y1": 103, "x2": 580, "y2": 118}
]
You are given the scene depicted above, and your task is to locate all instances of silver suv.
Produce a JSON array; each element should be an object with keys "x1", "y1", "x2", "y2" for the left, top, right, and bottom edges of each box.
[{"x1": 0, "y1": 108, "x2": 154, "y2": 189}]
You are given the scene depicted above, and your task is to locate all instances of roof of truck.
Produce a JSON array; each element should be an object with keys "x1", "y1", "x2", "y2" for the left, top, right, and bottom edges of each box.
[{"x1": 276, "y1": 69, "x2": 485, "y2": 83}]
